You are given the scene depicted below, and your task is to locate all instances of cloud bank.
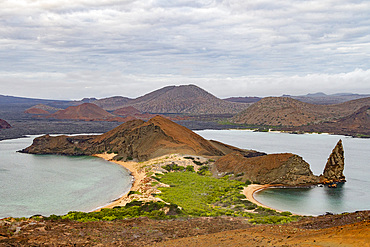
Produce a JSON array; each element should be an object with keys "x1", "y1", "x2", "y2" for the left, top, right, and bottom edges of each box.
[{"x1": 1, "y1": 0, "x2": 369, "y2": 99}]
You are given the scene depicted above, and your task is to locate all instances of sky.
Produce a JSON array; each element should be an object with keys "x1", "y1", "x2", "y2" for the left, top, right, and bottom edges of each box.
[{"x1": 1, "y1": 0, "x2": 370, "y2": 100}]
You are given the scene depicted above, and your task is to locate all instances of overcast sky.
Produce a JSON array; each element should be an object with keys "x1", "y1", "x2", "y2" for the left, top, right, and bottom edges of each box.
[{"x1": 1, "y1": 0, "x2": 370, "y2": 100}]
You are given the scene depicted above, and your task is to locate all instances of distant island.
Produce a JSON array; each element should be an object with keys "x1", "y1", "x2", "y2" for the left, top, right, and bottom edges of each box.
[{"x1": 1, "y1": 85, "x2": 369, "y2": 142}]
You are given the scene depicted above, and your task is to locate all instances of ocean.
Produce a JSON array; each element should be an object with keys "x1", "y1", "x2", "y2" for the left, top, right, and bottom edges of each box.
[
  {"x1": 195, "y1": 130, "x2": 370, "y2": 215},
  {"x1": 0, "y1": 136, "x2": 132, "y2": 219},
  {"x1": 1, "y1": 131, "x2": 369, "y2": 218}
]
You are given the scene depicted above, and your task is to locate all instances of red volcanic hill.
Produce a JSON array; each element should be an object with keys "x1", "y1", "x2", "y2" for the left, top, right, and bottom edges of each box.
[
  {"x1": 25, "y1": 108, "x2": 50, "y2": 115},
  {"x1": 22, "y1": 115, "x2": 259, "y2": 161},
  {"x1": 93, "y1": 85, "x2": 249, "y2": 114},
  {"x1": 49, "y1": 103, "x2": 113, "y2": 120},
  {"x1": 0, "y1": 119, "x2": 11, "y2": 129}
]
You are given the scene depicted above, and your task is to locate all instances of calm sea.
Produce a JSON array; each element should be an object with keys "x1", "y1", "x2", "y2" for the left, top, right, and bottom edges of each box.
[
  {"x1": 196, "y1": 130, "x2": 370, "y2": 215},
  {"x1": 0, "y1": 136, "x2": 132, "y2": 219}
]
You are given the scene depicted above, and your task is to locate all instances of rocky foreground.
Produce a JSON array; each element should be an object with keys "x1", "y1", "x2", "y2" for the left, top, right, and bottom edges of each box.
[{"x1": 1, "y1": 211, "x2": 369, "y2": 246}]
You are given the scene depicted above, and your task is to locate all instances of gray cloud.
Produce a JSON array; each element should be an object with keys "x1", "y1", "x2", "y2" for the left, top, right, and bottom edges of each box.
[{"x1": 0, "y1": 0, "x2": 369, "y2": 99}]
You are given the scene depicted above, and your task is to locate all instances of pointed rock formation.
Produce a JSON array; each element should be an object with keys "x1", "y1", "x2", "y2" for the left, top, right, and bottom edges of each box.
[{"x1": 322, "y1": 140, "x2": 346, "y2": 183}]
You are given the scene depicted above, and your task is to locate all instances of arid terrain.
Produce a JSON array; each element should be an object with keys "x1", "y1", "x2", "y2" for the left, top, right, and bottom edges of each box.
[{"x1": 1, "y1": 211, "x2": 369, "y2": 246}]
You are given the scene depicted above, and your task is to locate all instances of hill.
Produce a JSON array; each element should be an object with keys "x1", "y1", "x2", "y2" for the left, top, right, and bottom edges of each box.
[
  {"x1": 93, "y1": 85, "x2": 249, "y2": 114},
  {"x1": 213, "y1": 152, "x2": 319, "y2": 185},
  {"x1": 92, "y1": 96, "x2": 133, "y2": 111},
  {"x1": 112, "y1": 106, "x2": 141, "y2": 116},
  {"x1": 48, "y1": 103, "x2": 114, "y2": 121},
  {"x1": 21, "y1": 116, "x2": 259, "y2": 161},
  {"x1": 233, "y1": 96, "x2": 370, "y2": 127},
  {"x1": 294, "y1": 105, "x2": 370, "y2": 137},
  {"x1": 24, "y1": 108, "x2": 50, "y2": 115}
]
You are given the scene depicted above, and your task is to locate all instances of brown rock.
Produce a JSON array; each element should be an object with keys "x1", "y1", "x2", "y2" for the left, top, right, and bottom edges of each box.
[
  {"x1": 213, "y1": 151, "x2": 320, "y2": 186},
  {"x1": 322, "y1": 140, "x2": 346, "y2": 183}
]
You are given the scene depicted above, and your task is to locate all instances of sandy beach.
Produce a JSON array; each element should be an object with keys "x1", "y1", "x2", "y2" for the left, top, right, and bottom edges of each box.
[
  {"x1": 243, "y1": 184, "x2": 284, "y2": 213},
  {"x1": 93, "y1": 153, "x2": 147, "y2": 209}
]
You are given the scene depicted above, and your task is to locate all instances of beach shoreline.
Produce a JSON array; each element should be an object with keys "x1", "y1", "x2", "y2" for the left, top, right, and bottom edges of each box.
[
  {"x1": 92, "y1": 153, "x2": 146, "y2": 209},
  {"x1": 242, "y1": 184, "x2": 284, "y2": 213}
]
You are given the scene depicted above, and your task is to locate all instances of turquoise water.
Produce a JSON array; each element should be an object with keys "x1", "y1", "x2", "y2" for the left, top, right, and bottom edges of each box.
[
  {"x1": 0, "y1": 136, "x2": 132, "y2": 219},
  {"x1": 196, "y1": 130, "x2": 370, "y2": 215}
]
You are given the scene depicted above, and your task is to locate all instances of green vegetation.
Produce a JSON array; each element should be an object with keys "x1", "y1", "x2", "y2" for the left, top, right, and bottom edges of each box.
[
  {"x1": 197, "y1": 165, "x2": 211, "y2": 176},
  {"x1": 156, "y1": 172, "x2": 299, "y2": 223},
  {"x1": 42, "y1": 167, "x2": 298, "y2": 225},
  {"x1": 46, "y1": 201, "x2": 182, "y2": 222},
  {"x1": 162, "y1": 162, "x2": 183, "y2": 172}
]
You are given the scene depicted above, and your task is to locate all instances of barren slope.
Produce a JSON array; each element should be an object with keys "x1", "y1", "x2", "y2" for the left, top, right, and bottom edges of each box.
[
  {"x1": 48, "y1": 103, "x2": 113, "y2": 120},
  {"x1": 233, "y1": 96, "x2": 370, "y2": 126}
]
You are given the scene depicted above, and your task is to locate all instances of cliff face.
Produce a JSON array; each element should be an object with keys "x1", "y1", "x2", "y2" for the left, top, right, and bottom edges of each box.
[
  {"x1": 322, "y1": 140, "x2": 346, "y2": 183},
  {"x1": 213, "y1": 152, "x2": 320, "y2": 186}
]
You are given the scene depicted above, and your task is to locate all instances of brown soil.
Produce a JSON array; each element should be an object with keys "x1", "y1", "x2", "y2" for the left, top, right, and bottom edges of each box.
[{"x1": 1, "y1": 211, "x2": 368, "y2": 246}]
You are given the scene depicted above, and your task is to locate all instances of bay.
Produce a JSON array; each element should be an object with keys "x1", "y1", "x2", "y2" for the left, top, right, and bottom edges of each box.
[
  {"x1": 0, "y1": 136, "x2": 132, "y2": 219},
  {"x1": 195, "y1": 130, "x2": 370, "y2": 215}
]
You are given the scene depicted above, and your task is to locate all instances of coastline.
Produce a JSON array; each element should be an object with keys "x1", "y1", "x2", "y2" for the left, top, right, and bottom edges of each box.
[
  {"x1": 92, "y1": 153, "x2": 146, "y2": 209},
  {"x1": 243, "y1": 184, "x2": 284, "y2": 213}
]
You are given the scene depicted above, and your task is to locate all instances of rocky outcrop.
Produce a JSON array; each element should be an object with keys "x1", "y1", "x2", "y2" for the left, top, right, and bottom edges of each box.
[
  {"x1": 213, "y1": 151, "x2": 320, "y2": 186},
  {"x1": 20, "y1": 116, "x2": 249, "y2": 161},
  {"x1": 0, "y1": 119, "x2": 11, "y2": 129},
  {"x1": 322, "y1": 140, "x2": 346, "y2": 183}
]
